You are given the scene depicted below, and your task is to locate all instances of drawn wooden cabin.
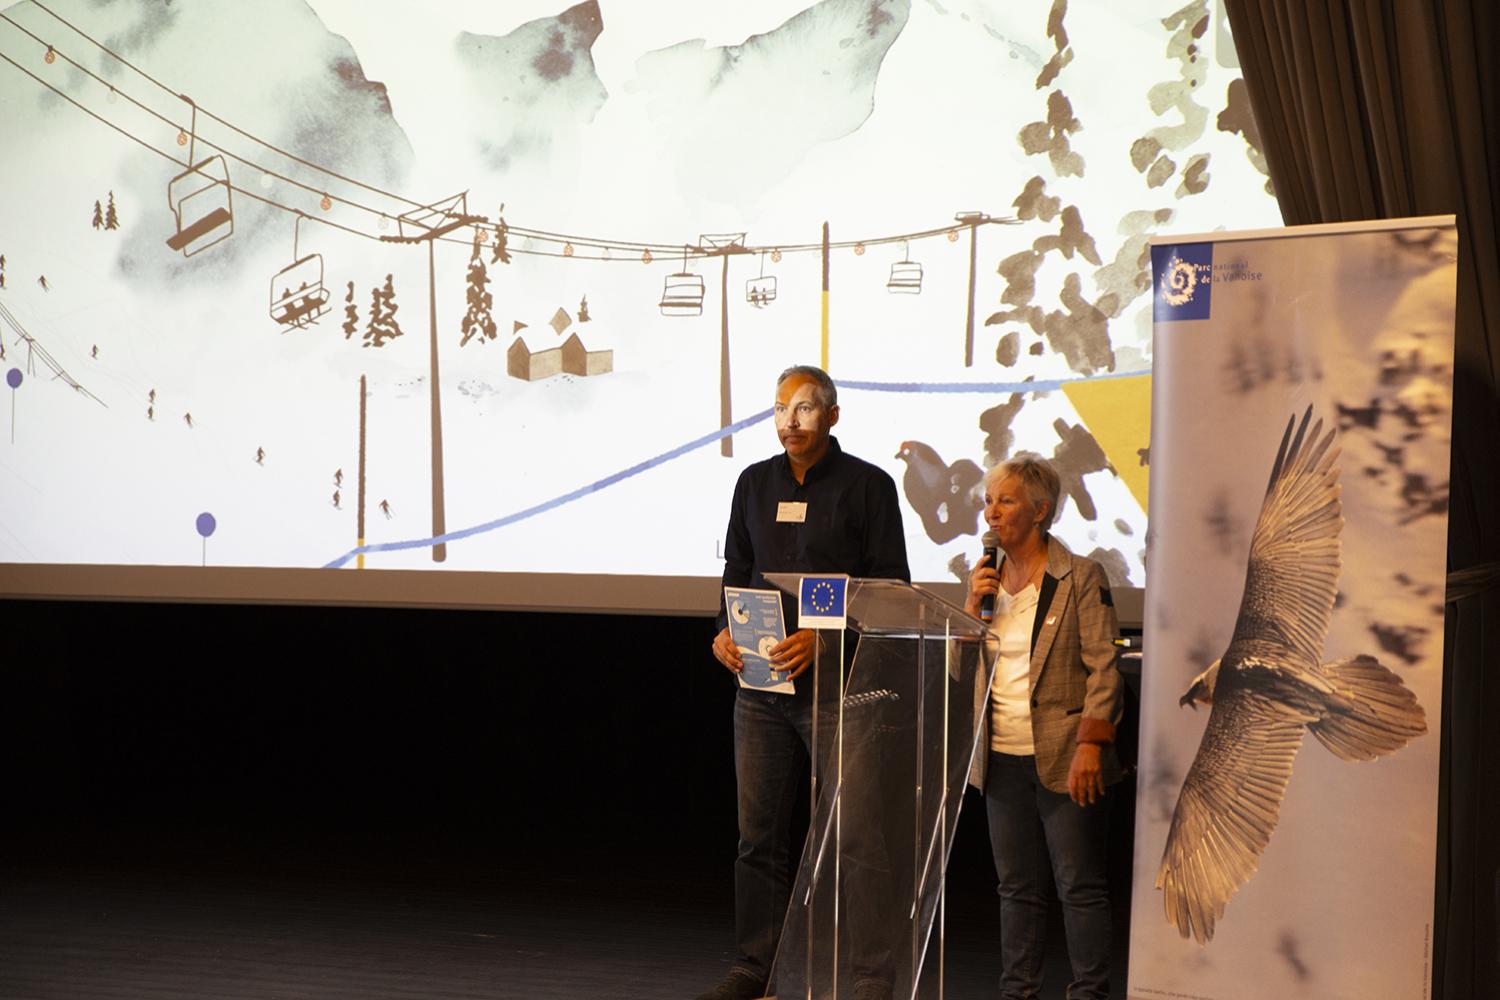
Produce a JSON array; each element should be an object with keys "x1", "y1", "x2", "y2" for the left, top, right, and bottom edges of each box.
[
  {"x1": 561, "y1": 331, "x2": 613, "y2": 376},
  {"x1": 507, "y1": 334, "x2": 563, "y2": 381}
]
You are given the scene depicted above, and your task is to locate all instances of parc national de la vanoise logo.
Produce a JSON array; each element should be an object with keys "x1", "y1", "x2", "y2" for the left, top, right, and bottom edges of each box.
[
  {"x1": 1152, "y1": 243, "x2": 1214, "y2": 321},
  {"x1": 1152, "y1": 242, "x2": 1266, "y2": 323}
]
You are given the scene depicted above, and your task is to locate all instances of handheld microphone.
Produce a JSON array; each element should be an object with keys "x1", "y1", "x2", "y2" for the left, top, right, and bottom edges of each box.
[{"x1": 979, "y1": 530, "x2": 999, "y2": 623}]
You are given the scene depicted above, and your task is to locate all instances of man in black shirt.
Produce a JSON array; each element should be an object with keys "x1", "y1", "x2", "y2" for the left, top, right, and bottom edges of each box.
[{"x1": 699, "y1": 365, "x2": 910, "y2": 1000}]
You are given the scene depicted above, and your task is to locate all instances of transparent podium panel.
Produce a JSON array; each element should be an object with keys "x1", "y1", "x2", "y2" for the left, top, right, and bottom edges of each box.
[{"x1": 761, "y1": 576, "x2": 999, "y2": 1000}]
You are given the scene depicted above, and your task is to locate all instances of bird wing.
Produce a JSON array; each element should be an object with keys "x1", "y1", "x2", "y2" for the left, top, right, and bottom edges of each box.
[
  {"x1": 949, "y1": 459, "x2": 983, "y2": 493},
  {"x1": 1155, "y1": 671, "x2": 1318, "y2": 943},
  {"x1": 1224, "y1": 406, "x2": 1342, "y2": 669}
]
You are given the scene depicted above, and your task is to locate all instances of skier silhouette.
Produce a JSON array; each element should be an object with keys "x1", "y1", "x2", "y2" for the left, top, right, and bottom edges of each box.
[
  {"x1": 334, "y1": 468, "x2": 343, "y2": 488},
  {"x1": 147, "y1": 405, "x2": 154, "y2": 421},
  {"x1": 379, "y1": 499, "x2": 392, "y2": 520},
  {"x1": 91, "y1": 345, "x2": 98, "y2": 359},
  {"x1": 183, "y1": 412, "x2": 193, "y2": 429},
  {"x1": 255, "y1": 447, "x2": 265, "y2": 466},
  {"x1": 37, "y1": 275, "x2": 49, "y2": 291},
  {"x1": 148, "y1": 388, "x2": 156, "y2": 404},
  {"x1": 333, "y1": 490, "x2": 342, "y2": 510}
]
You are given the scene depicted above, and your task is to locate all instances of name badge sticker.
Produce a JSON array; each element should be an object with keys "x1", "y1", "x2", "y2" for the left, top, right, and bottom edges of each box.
[{"x1": 776, "y1": 501, "x2": 808, "y2": 523}]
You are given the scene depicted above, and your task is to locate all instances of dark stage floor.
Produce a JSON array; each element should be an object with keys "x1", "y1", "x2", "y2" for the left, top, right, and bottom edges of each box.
[{"x1": 0, "y1": 829, "x2": 1129, "y2": 1000}]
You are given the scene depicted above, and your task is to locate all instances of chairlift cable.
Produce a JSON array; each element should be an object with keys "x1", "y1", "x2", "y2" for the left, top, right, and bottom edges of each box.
[
  {"x1": 3, "y1": 15, "x2": 1014, "y2": 267},
  {"x1": 0, "y1": 16, "x2": 408, "y2": 223},
  {"x1": 26, "y1": 0, "x2": 431, "y2": 213},
  {"x1": 0, "y1": 47, "x2": 658, "y2": 268},
  {"x1": 25, "y1": 2, "x2": 938, "y2": 255},
  {"x1": 0, "y1": 50, "x2": 386, "y2": 249}
]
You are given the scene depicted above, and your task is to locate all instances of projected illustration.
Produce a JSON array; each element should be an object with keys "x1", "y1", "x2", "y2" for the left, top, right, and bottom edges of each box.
[{"x1": 0, "y1": 0, "x2": 1279, "y2": 586}]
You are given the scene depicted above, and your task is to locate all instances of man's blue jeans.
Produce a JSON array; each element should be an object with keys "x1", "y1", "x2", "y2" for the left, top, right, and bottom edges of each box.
[
  {"x1": 984, "y1": 749, "x2": 1111, "y2": 1000},
  {"x1": 731, "y1": 684, "x2": 895, "y2": 987}
]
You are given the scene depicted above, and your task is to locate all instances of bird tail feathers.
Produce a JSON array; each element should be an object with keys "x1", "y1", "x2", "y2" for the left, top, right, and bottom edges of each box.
[{"x1": 1310, "y1": 655, "x2": 1428, "y2": 762}]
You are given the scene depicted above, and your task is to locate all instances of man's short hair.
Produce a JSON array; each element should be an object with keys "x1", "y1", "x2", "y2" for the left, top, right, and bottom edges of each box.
[
  {"x1": 986, "y1": 454, "x2": 1063, "y2": 531},
  {"x1": 776, "y1": 365, "x2": 837, "y2": 409}
]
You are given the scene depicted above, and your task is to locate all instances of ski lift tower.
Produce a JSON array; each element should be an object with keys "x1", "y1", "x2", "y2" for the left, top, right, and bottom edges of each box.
[
  {"x1": 380, "y1": 193, "x2": 486, "y2": 563},
  {"x1": 697, "y1": 233, "x2": 751, "y2": 457},
  {"x1": 954, "y1": 211, "x2": 1016, "y2": 367}
]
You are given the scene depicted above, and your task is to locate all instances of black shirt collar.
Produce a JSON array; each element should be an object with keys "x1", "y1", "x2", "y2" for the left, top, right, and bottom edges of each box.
[{"x1": 775, "y1": 435, "x2": 843, "y2": 487}]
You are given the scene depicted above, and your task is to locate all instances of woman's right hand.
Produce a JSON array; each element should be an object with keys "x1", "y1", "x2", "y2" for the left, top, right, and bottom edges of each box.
[{"x1": 966, "y1": 551, "x2": 999, "y2": 617}]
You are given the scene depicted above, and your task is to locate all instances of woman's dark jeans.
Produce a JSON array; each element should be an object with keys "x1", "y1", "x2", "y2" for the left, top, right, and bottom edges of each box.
[{"x1": 985, "y1": 749, "x2": 1111, "y2": 1000}]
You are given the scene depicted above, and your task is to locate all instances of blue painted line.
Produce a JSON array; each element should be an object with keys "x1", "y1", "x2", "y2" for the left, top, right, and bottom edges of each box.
[
  {"x1": 323, "y1": 406, "x2": 775, "y2": 569},
  {"x1": 322, "y1": 367, "x2": 1150, "y2": 568},
  {"x1": 835, "y1": 369, "x2": 1151, "y2": 394}
]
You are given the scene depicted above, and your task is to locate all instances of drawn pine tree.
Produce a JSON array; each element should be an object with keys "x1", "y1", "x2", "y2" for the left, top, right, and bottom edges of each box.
[
  {"x1": 342, "y1": 281, "x2": 358, "y2": 340},
  {"x1": 363, "y1": 274, "x2": 403, "y2": 348},
  {"x1": 104, "y1": 191, "x2": 119, "y2": 231},
  {"x1": 490, "y1": 210, "x2": 511, "y2": 265},
  {"x1": 363, "y1": 285, "x2": 383, "y2": 348},
  {"x1": 91, "y1": 201, "x2": 103, "y2": 230},
  {"x1": 460, "y1": 235, "x2": 497, "y2": 347},
  {"x1": 381, "y1": 275, "x2": 402, "y2": 339}
]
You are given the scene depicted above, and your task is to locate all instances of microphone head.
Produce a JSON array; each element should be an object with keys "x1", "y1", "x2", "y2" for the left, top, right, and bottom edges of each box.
[{"x1": 981, "y1": 530, "x2": 1000, "y2": 549}]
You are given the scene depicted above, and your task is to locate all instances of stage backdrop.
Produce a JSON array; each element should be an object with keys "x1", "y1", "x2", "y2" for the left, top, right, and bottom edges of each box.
[
  {"x1": 1129, "y1": 217, "x2": 1456, "y2": 1000},
  {"x1": 0, "y1": 0, "x2": 1280, "y2": 615}
]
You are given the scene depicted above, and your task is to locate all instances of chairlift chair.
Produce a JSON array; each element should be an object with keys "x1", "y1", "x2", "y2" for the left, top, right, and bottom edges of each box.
[
  {"x1": 887, "y1": 259, "x2": 923, "y2": 294},
  {"x1": 270, "y1": 254, "x2": 330, "y2": 329},
  {"x1": 166, "y1": 155, "x2": 234, "y2": 257},
  {"x1": 660, "y1": 272, "x2": 705, "y2": 317},
  {"x1": 746, "y1": 275, "x2": 777, "y2": 307}
]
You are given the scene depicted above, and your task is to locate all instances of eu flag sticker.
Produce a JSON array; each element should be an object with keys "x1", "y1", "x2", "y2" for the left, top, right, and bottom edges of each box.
[
  {"x1": 798, "y1": 575, "x2": 849, "y2": 630},
  {"x1": 1151, "y1": 242, "x2": 1213, "y2": 322}
]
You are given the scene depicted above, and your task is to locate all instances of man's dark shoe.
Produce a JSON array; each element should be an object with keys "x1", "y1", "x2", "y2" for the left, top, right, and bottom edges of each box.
[
  {"x1": 852, "y1": 978, "x2": 893, "y2": 1000},
  {"x1": 694, "y1": 968, "x2": 769, "y2": 1000}
]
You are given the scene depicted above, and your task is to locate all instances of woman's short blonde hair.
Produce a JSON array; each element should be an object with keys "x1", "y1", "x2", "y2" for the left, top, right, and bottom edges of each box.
[{"x1": 986, "y1": 454, "x2": 1062, "y2": 531}]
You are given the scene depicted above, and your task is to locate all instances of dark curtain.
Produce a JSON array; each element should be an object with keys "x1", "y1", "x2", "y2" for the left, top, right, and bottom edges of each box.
[{"x1": 1222, "y1": 2, "x2": 1499, "y2": 996}]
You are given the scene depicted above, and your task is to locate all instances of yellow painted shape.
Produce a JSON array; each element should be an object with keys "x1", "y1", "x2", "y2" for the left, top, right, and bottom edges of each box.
[
  {"x1": 1060, "y1": 373, "x2": 1152, "y2": 513},
  {"x1": 357, "y1": 538, "x2": 365, "y2": 570}
]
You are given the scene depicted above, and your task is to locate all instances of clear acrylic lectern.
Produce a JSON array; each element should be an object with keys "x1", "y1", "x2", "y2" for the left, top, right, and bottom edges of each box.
[{"x1": 760, "y1": 574, "x2": 1000, "y2": 1000}]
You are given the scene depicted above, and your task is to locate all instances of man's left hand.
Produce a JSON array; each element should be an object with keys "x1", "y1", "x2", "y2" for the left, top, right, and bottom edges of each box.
[
  {"x1": 1067, "y1": 742, "x2": 1105, "y2": 807},
  {"x1": 768, "y1": 629, "x2": 819, "y2": 681}
]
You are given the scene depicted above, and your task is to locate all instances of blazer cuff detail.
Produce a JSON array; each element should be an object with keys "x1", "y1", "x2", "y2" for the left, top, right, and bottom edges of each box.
[{"x1": 1075, "y1": 716, "x2": 1116, "y2": 745}]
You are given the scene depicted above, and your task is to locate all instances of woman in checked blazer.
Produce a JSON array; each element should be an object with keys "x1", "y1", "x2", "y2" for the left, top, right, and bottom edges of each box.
[{"x1": 964, "y1": 455, "x2": 1124, "y2": 1000}]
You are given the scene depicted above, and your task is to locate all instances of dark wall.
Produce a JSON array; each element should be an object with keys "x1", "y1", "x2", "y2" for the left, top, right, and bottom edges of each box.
[{"x1": 2, "y1": 600, "x2": 737, "y2": 860}]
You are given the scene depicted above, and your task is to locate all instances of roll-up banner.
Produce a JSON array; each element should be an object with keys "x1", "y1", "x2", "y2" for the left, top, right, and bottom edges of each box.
[{"x1": 1130, "y1": 217, "x2": 1457, "y2": 1000}]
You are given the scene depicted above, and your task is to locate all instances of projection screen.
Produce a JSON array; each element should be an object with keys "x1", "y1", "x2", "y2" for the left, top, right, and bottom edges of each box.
[{"x1": 0, "y1": 0, "x2": 1280, "y2": 619}]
